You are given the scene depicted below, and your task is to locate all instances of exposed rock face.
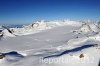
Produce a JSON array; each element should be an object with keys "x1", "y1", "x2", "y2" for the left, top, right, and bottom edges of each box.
[
  {"x1": 0, "y1": 54, "x2": 5, "y2": 59},
  {"x1": 79, "y1": 54, "x2": 84, "y2": 58}
]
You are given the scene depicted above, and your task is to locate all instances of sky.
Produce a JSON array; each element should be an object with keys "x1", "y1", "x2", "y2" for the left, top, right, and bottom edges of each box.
[{"x1": 0, "y1": 0, "x2": 100, "y2": 24}]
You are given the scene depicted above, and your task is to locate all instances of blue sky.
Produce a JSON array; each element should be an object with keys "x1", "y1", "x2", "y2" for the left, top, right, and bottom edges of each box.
[{"x1": 0, "y1": 0, "x2": 100, "y2": 24}]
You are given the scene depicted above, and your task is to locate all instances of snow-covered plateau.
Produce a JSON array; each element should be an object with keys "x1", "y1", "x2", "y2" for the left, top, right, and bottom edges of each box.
[{"x1": 0, "y1": 20, "x2": 100, "y2": 66}]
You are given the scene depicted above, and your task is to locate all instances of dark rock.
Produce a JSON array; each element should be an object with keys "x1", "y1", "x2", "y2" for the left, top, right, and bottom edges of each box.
[{"x1": 79, "y1": 54, "x2": 84, "y2": 58}]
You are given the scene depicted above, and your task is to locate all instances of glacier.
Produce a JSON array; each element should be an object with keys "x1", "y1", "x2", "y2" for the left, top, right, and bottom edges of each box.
[{"x1": 0, "y1": 20, "x2": 100, "y2": 66}]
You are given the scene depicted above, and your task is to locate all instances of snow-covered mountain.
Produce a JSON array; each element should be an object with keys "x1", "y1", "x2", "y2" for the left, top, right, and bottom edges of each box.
[
  {"x1": 0, "y1": 20, "x2": 100, "y2": 66},
  {"x1": 0, "y1": 20, "x2": 81, "y2": 38}
]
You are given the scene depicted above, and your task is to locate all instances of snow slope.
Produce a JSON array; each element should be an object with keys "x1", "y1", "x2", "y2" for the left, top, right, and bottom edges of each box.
[
  {"x1": 0, "y1": 20, "x2": 81, "y2": 37},
  {"x1": 0, "y1": 20, "x2": 100, "y2": 66}
]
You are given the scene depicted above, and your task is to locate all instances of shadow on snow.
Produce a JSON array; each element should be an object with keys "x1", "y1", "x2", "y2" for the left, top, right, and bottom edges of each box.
[{"x1": 44, "y1": 44, "x2": 97, "y2": 59}]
